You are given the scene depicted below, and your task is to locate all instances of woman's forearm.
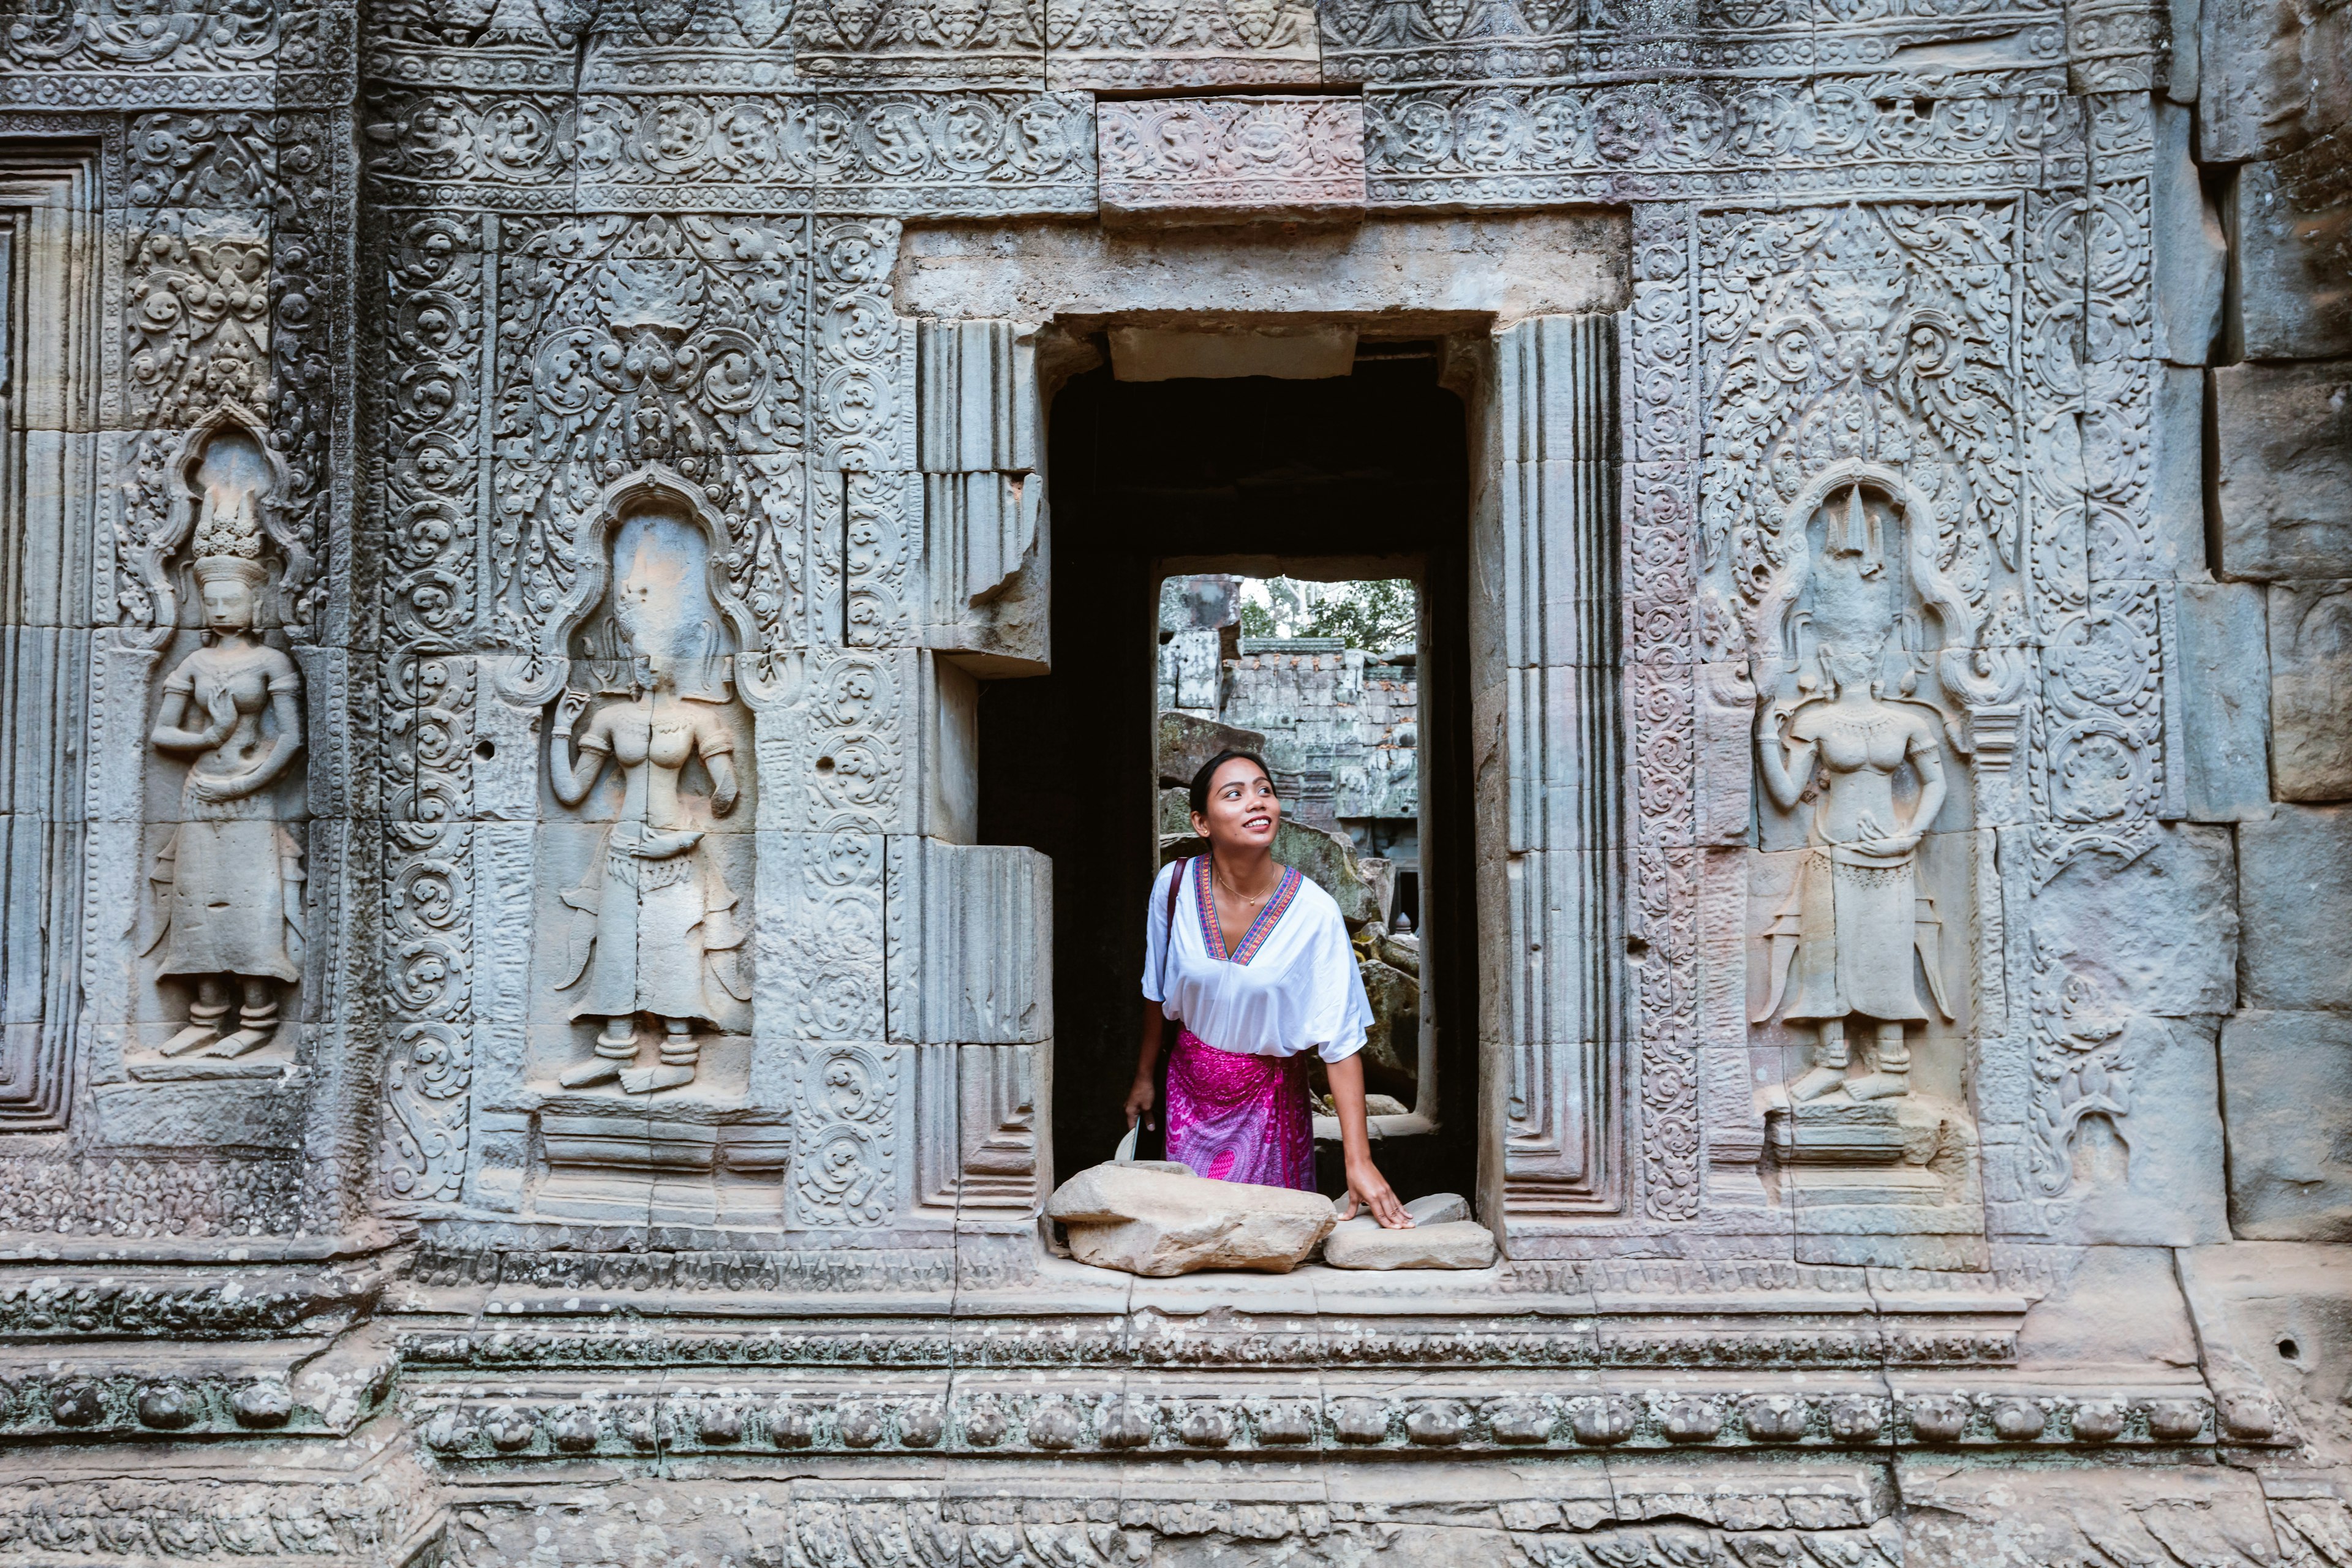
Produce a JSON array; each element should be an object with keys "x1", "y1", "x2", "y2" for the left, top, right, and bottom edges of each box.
[
  {"x1": 1325, "y1": 1052, "x2": 1375, "y2": 1165},
  {"x1": 1134, "y1": 1005, "x2": 1165, "y2": 1080}
]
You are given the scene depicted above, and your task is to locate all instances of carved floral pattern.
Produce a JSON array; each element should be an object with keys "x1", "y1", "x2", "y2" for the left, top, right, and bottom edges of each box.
[
  {"x1": 378, "y1": 216, "x2": 485, "y2": 1207},
  {"x1": 792, "y1": 1044, "x2": 898, "y2": 1227},
  {"x1": 1098, "y1": 96, "x2": 1366, "y2": 215},
  {"x1": 491, "y1": 213, "x2": 808, "y2": 653},
  {"x1": 361, "y1": 91, "x2": 1096, "y2": 209}
]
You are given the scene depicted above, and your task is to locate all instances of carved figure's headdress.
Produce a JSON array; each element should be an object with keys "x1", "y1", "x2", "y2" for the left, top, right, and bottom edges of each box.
[{"x1": 190, "y1": 481, "x2": 269, "y2": 592}]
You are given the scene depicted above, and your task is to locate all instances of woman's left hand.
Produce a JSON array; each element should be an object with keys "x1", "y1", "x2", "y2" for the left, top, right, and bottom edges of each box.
[{"x1": 1340, "y1": 1156, "x2": 1413, "y2": 1229}]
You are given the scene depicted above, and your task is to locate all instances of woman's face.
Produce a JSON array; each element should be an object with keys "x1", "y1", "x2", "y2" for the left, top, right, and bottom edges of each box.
[
  {"x1": 201, "y1": 578, "x2": 256, "y2": 634},
  {"x1": 1191, "y1": 758, "x2": 1280, "y2": 854}
]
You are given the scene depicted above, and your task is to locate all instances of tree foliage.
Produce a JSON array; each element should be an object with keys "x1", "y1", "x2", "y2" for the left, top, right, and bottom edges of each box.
[{"x1": 1238, "y1": 578, "x2": 1415, "y2": 653}]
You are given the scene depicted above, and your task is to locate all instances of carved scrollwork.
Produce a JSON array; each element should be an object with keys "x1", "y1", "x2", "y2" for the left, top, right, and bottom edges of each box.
[
  {"x1": 792, "y1": 1044, "x2": 899, "y2": 1228},
  {"x1": 491, "y1": 213, "x2": 808, "y2": 661}
]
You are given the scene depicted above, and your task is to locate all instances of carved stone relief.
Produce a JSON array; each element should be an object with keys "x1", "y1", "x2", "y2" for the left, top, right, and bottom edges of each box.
[
  {"x1": 142, "y1": 421, "x2": 307, "y2": 1065},
  {"x1": 0, "y1": 0, "x2": 2343, "y2": 1540}
]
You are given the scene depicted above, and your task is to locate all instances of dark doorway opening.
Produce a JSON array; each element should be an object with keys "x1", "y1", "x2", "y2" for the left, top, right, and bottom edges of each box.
[{"x1": 977, "y1": 347, "x2": 1477, "y2": 1207}]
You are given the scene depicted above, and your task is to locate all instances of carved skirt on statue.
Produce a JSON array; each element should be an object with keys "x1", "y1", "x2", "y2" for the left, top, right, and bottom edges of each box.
[
  {"x1": 1775, "y1": 845, "x2": 1929, "y2": 1024},
  {"x1": 149, "y1": 797, "x2": 304, "y2": 982},
  {"x1": 559, "y1": 820, "x2": 746, "y2": 1027}
]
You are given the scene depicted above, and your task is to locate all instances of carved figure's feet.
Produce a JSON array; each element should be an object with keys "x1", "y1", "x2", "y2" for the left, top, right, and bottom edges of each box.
[
  {"x1": 206, "y1": 1027, "x2": 277, "y2": 1058},
  {"x1": 159, "y1": 1023, "x2": 220, "y2": 1057},
  {"x1": 1790, "y1": 1063, "x2": 1849, "y2": 1101},
  {"x1": 1847, "y1": 1070, "x2": 1909, "y2": 1102},
  {"x1": 621, "y1": 1064, "x2": 696, "y2": 1095},
  {"x1": 559, "y1": 1057, "x2": 626, "y2": 1088}
]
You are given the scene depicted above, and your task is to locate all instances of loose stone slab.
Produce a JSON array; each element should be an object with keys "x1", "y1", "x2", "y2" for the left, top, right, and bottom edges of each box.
[
  {"x1": 1047, "y1": 1162, "x2": 1336, "y2": 1276},
  {"x1": 1324, "y1": 1193, "x2": 1494, "y2": 1269}
]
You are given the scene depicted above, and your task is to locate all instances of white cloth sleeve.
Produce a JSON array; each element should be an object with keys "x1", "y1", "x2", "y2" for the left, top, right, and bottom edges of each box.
[
  {"x1": 1140, "y1": 859, "x2": 1178, "y2": 1004},
  {"x1": 1304, "y1": 904, "x2": 1373, "y2": 1063}
]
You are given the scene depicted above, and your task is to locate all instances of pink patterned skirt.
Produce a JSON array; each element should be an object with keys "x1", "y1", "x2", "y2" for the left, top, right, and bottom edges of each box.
[{"x1": 1164, "y1": 1030, "x2": 1316, "y2": 1191}]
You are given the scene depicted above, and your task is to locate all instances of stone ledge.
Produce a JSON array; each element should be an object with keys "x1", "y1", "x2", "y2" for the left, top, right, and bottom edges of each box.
[{"x1": 400, "y1": 1376, "x2": 2264, "y2": 1461}]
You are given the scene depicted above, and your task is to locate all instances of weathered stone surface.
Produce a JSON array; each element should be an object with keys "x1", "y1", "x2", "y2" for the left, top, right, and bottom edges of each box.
[
  {"x1": 1046, "y1": 1162, "x2": 1335, "y2": 1275},
  {"x1": 1099, "y1": 97, "x2": 1366, "y2": 225},
  {"x1": 1158, "y1": 712, "x2": 1267, "y2": 790},
  {"x1": 2182, "y1": 1241, "x2": 2352, "y2": 1462},
  {"x1": 1324, "y1": 1219, "x2": 1497, "y2": 1269},
  {"x1": 2025, "y1": 824, "x2": 2240, "y2": 1017},
  {"x1": 0, "y1": 0, "x2": 2346, "y2": 1536},
  {"x1": 1899, "y1": 1461, "x2": 2278, "y2": 1567},
  {"x1": 1112, "y1": 325, "x2": 1359, "y2": 381},
  {"x1": 1355, "y1": 954, "x2": 1420, "y2": 1102},
  {"x1": 2222, "y1": 1011, "x2": 2352, "y2": 1238},
  {"x1": 1324, "y1": 1195, "x2": 1494, "y2": 1270},
  {"x1": 2230, "y1": 161, "x2": 2352, "y2": 361},
  {"x1": 2242, "y1": 805, "x2": 2352, "y2": 1010},
  {"x1": 2154, "y1": 102, "x2": 2228, "y2": 365},
  {"x1": 2272, "y1": 581, "x2": 2352, "y2": 801},
  {"x1": 2213, "y1": 361, "x2": 2352, "y2": 579},
  {"x1": 2172, "y1": 581, "x2": 2274, "y2": 822},
  {"x1": 2199, "y1": 0, "x2": 2351, "y2": 162}
]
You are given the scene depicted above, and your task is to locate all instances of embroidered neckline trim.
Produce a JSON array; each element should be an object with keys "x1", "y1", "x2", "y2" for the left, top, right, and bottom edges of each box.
[{"x1": 1194, "y1": 859, "x2": 1303, "y2": 965}]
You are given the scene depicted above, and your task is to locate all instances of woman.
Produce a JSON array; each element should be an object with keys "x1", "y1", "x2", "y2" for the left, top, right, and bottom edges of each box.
[
  {"x1": 1125, "y1": 749, "x2": 1412, "y2": 1229},
  {"x1": 548, "y1": 545, "x2": 748, "y2": 1096},
  {"x1": 1752, "y1": 635, "x2": 1951, "y2": 1102},
  {"x1": 147, "y1": 513, "x2": 306, "y2": 1060}
]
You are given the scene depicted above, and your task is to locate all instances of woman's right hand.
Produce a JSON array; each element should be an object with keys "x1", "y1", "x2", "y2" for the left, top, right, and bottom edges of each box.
[{"x1": 1123, "y1": 1072, "x2": 1157, "y2": 1129}]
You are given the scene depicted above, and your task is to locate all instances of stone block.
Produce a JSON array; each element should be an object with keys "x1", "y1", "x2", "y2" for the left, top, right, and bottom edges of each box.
[
  {"x1": 1109, "y1": 326, "x2": 1357, "y2": 381},
  {"x1": 1046, "y1": 1162, "x2": 1335, "y2": 1275},
  {"x1": 884, "y1": 838, "x2": 1052, "y2": 1046},
  {"x1": 2152, "y1": 103, "x2": 2227, "y2": 365},
  {"x1": 2220, "y1": 1010, "x2": 2352, "y2": 1238},
  {"x1": 2228, "y1": 162, "x2": 2352, "y2": 361},
  {"x1": 2270, "y1": 581, "x2": 2352, "y2": 801},
  {"x1": 2171, "y1": 580, "x2": 2274, "y2": 821},
  {"x1": 916, "y1": 319, "x2": 1036, "y2": 475},
  {"x1": 2054, "y1": 1016, "x2": 2230, "y2": 1247},
  {"x1": 2180, "y1": 1241, "x2": 2352, "y2": 1457},
  {"x1": 2211, "y1": 361, "x2": 2352, "y2": 580},
  {"x1": 2012, "y1": 1245, "x2": 2201, "y2": 1368},
  {"x1": 1323, "y1": 1219, "x2": 1498, "y2": 1270},
  {"x1": 924, "y1": 472, "x2": 1039, "y2": 613},
  {"x1": 1900, "y1": 1457, "x2": 2274, "y2": 1565},
  {"x1": 1098, "y1": 97, "x2": 1365, "y2": 225},
  {"x1": 92, "y1": 1077, "x2": 309, "y2": 1152},
  {"x1": 2150, "y1": 365, "x2": 2209, "y2": 578},
  {"x1": 1156, "y1": 714, "x2": 1267, "y2": 790},
  {"x1": 2241, "y1": 804, "x2": 2352, "y2": 1009},
  {"x1": 2028, "y1": 824, "x2": 2239, "y2": 1016}
]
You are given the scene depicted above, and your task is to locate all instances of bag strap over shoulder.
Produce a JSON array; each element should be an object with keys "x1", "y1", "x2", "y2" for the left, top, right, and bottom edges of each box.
[{"x1": 1159, "y1": 856, "x2": 1188, "y2": 999}]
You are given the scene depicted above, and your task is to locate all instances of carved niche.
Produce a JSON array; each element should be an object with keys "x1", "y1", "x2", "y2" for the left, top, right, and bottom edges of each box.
[
  {"x1": 513, "y1": 473, "x2": 779, "y2": 1224},
  {"x1": 1697, "y1": 205, "x2": 2030, "y2": 1259},
  {"x1": 135, "y1": 414, "x2": 309, "y2": 1071}
]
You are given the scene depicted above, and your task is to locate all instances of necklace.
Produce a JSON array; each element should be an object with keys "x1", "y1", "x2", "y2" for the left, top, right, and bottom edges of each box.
[{"x1": 1215, "y1": 867, "x2": 1275, "y2": 906}]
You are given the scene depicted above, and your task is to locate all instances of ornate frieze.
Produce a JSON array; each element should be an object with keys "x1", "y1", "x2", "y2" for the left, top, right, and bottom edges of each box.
[
  {"x1": 404, "y1": 1377, "x2": 2260, "y2": 1460},
  {"x1": 1365, "y1": 81, "x2": 2087, "y2": 206},
  {"x1": 1097, "y1": 96, "x2": 1366, "y2": 222},
  {"x1": 361, "y1": 91, "x2": 1098, "y2": 214}
]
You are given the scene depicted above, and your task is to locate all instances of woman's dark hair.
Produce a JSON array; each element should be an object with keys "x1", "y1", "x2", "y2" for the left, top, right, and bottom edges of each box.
[{"x1": 1189, "y1": 748, "x2": 1275, "y2": 820}]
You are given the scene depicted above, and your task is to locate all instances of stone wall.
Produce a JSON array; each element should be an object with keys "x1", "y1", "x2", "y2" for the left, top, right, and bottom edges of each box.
[{"x1": 0, "y1": 0, "x2": 2348, "y2": 1555}]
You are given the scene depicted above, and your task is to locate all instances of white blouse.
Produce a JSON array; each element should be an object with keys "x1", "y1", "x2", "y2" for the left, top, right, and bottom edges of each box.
[{"x1": 1140, "y1": 856, "x2": 1371, "y2": 1063}]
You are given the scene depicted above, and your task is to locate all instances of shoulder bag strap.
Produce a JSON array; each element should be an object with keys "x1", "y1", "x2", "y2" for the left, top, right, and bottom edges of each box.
[{"x1": 1160, "y1": 856, "x2": 1186, "y2": 1000}]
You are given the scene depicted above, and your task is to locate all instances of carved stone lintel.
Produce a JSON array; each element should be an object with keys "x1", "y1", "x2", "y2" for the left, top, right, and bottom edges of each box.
[{"x1": 1098, "y1": 97, "x2": 1366, "y2": 225}]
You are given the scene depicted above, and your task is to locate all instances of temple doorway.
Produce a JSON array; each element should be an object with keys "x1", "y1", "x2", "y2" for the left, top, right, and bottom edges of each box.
[{"x1": 977, "y1": 341, "x2": 1476, "y2": 1205}]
